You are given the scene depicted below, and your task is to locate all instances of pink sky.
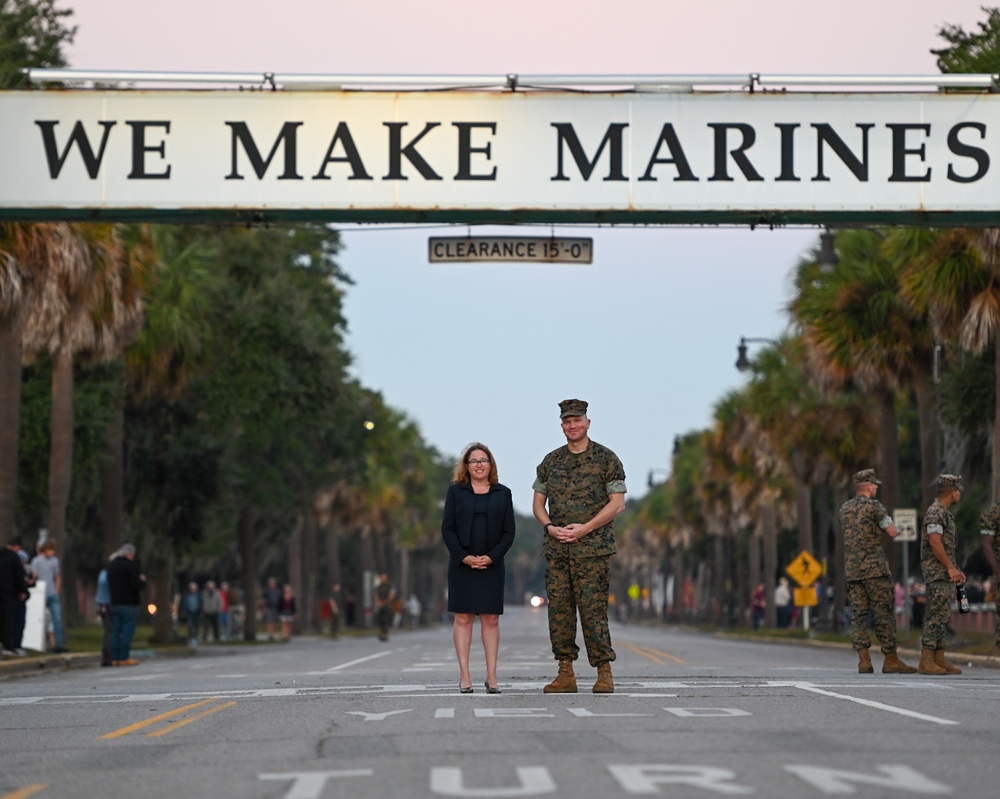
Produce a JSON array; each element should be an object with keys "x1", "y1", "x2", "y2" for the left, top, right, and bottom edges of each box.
[{"x1": 64, "y1": 0, "x2": 987, "y2": 76}]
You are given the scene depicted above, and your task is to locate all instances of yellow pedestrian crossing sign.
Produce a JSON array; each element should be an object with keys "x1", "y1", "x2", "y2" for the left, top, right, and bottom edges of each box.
[{"x1": 786, "y1": 550, "x2": 823, "y2": 587}]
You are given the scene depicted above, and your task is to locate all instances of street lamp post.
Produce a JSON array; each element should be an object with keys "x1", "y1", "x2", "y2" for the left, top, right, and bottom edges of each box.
[{"x1": 735, "y1": 336, "x2": 778, "y2": 372}]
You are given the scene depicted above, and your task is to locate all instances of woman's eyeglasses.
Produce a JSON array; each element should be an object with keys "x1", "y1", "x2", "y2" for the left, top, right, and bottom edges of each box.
[{"x1": 467, "y1": 459, "x2": 490, "y2": 466}]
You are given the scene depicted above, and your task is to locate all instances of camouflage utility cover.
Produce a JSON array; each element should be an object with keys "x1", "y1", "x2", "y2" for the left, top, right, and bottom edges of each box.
[
  {"x1": 921, "y1": 498, "x2": 957, "y2": 583},
  {"x1": 839, "y1": 494, "x2": 893, "y2": 581},
  {"x1": 533, "y1": 440, "x2": 626, "y2": 559}
]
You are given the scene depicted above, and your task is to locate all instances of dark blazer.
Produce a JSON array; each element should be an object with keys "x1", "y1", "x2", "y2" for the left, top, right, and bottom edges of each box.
[{"x1": 441, "y1": 482, "x2": 516, "y2": 563}]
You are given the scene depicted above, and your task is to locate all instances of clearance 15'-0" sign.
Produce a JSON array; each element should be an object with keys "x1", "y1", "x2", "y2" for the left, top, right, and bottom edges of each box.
[{"x1": 0, "y1": 89, "x2": 997, "y2": 224}]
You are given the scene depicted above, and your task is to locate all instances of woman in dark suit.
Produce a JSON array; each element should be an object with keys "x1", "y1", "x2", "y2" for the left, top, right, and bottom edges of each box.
[{"x1": 441, "y1": 442, "x2": 516, "y2": 694}]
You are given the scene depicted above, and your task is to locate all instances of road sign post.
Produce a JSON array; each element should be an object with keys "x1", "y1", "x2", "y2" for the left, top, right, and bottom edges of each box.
[{"x1": 894, "y1": 508, "x2": 918, "y2": 636}]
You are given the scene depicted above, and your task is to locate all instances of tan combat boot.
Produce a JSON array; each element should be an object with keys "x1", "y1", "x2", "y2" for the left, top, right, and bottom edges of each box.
[
  {"x1": 857, "y1": 649, "x2": 874, "y2": 674},
  {"x1": 933, "y1": 648, "x2": 962, "y2": 674},
  {"x1": 593, "y1": 662, "x2": 614, "y2": 693},
  {"x1": 882, "y1": 651, "x2": 917, "y2": 674},
  {"x1": 917, "y1": 647, "x2": 947, "y2": 675},
  {"x1": 543, "y1": 660, "x2": 578, "y2": 693}
]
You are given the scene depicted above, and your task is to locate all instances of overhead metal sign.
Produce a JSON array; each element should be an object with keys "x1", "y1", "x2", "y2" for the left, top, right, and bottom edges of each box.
[
  {"x1": 428, "y1": 236, "x2": 592, "y2": 263},
  {"x1": 1, "y1": 88, "x2": 999, "y2": 224}
]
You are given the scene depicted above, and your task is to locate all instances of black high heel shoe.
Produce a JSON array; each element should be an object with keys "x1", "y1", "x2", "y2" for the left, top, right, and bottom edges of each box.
[
  {"x1": 459, "y1": 683, "x2": 473, "y2": 694},
  {"x1": 484, "y1": 680, "x2": 501, "y2": 694}
]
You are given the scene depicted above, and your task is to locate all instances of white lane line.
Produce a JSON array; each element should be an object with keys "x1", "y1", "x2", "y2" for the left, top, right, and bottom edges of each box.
[
  {"x1": 785, "y1": 681, "x2": 960, "y2": 726},
  {"x1": 324, "y1": 651, "x2": 394, "y2": 673}
]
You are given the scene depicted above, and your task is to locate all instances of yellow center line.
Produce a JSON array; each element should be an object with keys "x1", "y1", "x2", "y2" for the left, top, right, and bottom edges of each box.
[
  {"x1": 144, "y1": 701, "x2": 238, "y2": 738},
  {"x1": 1, "y1": 785, "x2": 48, "y2": 799},
  {"x1": 622, "y1": 641, "x2": 688, "y2": 665},
  {"x1": 99, "y1": 698, "x2": 224, "y2": 740}
]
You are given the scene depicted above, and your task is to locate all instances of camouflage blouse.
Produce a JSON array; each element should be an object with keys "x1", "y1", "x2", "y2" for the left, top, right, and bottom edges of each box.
[
  {"x1": 921, "y1": 498, "x2": 957, "y2": 583},
  {"x1": 839, "y1": 494, "x2": 893, "y2": 581},
  {"x1": 533, "y1": 439, "x2": 626, "y2": 559},
  {"x1": 979, "y1": 502, "x2": 1000, "y2": 562}
]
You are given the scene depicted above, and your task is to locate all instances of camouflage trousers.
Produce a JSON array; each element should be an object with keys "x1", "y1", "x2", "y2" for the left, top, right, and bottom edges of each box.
[
  {"x1": 921, "y1": 580, "x2": 953, "y2": 650},
  {"x1": 545, "y1": 555, "x2": 616, "y2": 667},
  {"x1": 847, "y1": 577, "x2": 897, "y2": 654}
]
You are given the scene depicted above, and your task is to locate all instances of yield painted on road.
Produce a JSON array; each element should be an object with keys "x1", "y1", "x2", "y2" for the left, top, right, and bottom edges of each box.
[{"x1": 99, "y1": 697, "x2": 237, "y2": 739}]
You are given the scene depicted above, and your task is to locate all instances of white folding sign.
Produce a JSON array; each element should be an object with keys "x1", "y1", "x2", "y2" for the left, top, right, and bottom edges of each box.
[{"x1": 0, "y1": 89, "x2": 997, "y2": 223}]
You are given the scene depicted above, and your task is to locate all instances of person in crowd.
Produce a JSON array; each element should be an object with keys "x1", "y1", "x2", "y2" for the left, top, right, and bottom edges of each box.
[
  {"x1": 1, "y1": 537, "x2": 29, "y2": 657},
  {"x1": 107, "y1": 544, "x2": 146, "y2": 666},
  {"x1": 95, "y1": 549, "x2": 117, "y2": 666},
  {"x1": 441, "y1": 442, "x2": 516, "y2": 694},
  {"x1": 182, "y1": 581, "x2": 202, "y2": 645},
  {"x1": 838, "y1": 468, "x2": 916, "y2": 674},
  {"x1": 373, "y1": 573, "x2": 396, "y2": 642},
  {"x1": 327, "y1": 582, "x2": 342, "y2": 639},
  {"x1": 278, "y1": 583, "x2": 296, "y2": 641},
  {"x1": 201, "y1": 580, "x2": 222, "y2": 643},
  {"x1": 218, "y1": 581, "x2": 231, "y2": 641},
  {"x1": 262, "y1": 577, "x2": 282, "y2": 641},
  {"x1": 10, "y1": 539, "x2": 35, "y2": 655},
  {"x1": 533, "y1": 399, "x2": 626, "y2": 694},
  {"x1": 405, "y1": 593, "x2": 422, "y2": 630},
  {"x1": 774, "y1": 577, "x2": 792, "y2": 629},
  {"x1": 751, "y1": 583, "x2": 767, "y2": 629},
  {"x1": 919, "y1": 474, "x2": 966, "y2": 675},
  {"x1": 978, "y1": 499, "x2": 1000, "y2": 655},
  {"x1": 30, "y1": 538, "x2": 67, "y2": 653}
]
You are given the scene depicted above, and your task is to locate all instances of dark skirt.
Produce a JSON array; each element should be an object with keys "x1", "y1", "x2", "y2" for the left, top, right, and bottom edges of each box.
[{"x1": 447, "y1": 558, "x2": 505, "y2": 615}]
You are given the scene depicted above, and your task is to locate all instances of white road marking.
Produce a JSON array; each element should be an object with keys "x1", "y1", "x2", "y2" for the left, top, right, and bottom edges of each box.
[
  {"x1": 321, "y1": 650, "x2": 394, "y2": 672},
  {"x1": 783, "y1": 681, "x2": 960, "y2": 726}
]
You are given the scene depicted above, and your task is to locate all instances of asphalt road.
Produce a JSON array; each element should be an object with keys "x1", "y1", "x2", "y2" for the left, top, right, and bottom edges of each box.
[{"x1": 1, "y1": 606, "x2": 997, "y2": 799}]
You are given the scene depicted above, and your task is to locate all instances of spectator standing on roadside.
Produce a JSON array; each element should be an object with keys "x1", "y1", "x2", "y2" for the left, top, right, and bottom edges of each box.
[
  {"x1": 918, "y1": 474, "x2": 966, "y2": 675},
  {"x1": 838, "y1": 468, "x2": 916, "y2": 674},
  {"x1": 751, "y1": 583, "x2": 766, "y2": 630},
  {"x1": 30, "y1": 539, "x2": 67, "y2": 653},
  {"x1": 201, "y1": 580, "x2": 222, "y2": 642},
  {"x1": 262, "y1": 577, "x2": 282, "y2": 641},
  {"x1": 1, "y1": 537, "x2": 29, "y2": 657},
  {"x1": 774, "y1": 578, "x2": 792, "y2": 629},
  {"x1": 218, "y1": 581, "x2": 231, "y2": 641},
  {"x1": 95, "y1": 551, "x2": 116, "y2": 666},
  {"x1": 374, "y1": 573, "x2": 396, "y2": 642},
  {"x1": 278, "y1": 583, "x2": 296, "y2": 641},
  {"x1": 107, "y1": 544, "x2": 146, "y2": 666},
  {"x1": 327, "y1": 583, "x2": 342, "y2": 639},
  {"x1": 182, "y1": 581, "x2": 202, "y2": 645},
  {"x1": 10, "y1": 539, "x2": 35, "y2": 655}
]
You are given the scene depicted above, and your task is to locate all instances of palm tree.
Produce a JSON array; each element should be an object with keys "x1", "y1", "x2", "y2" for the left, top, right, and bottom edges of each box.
[
  {"x1": 789, "y1": 229, "x2": 935, "y2": 574},
  {"x1": 899, "y1": 228, "x2": 1000, "y2": 498},
  {"x1": 0, "y1": 223, "x2": 69, "y2": 539},
  {"x1": 22, "y1": 223, "x2": 143, "y2": 543}
]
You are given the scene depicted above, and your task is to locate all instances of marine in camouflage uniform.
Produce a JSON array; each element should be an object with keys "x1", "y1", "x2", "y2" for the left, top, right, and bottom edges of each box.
[
  {"x1": 533, "y1": 399, "x2": 626, "y2": 694},
  {"x1": 838, "y1": 469, "x2": 915, "y2": 674},
  {"x1": 978, "y1": 502, "x2": 1000, "y2": 650},
  {"x1": 918, "y1": 474, "x2": 966, "y2": 675}
]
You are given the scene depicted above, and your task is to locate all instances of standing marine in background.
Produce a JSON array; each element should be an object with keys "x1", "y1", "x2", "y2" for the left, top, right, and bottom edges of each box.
[
  {"x1": 978, "y1": 500, "x2": 1000, "y2": 656},
  {"x1": 918, "y1": 474, "x2": 966, "y2": 675},
  {"x1": 838, "y1": 469, "x2": 916, "y2": 674}
]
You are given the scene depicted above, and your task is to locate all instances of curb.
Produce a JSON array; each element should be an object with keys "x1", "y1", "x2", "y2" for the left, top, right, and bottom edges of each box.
[{"x1": 0, "y1": 646, "x2": 199, "y2": 680}]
